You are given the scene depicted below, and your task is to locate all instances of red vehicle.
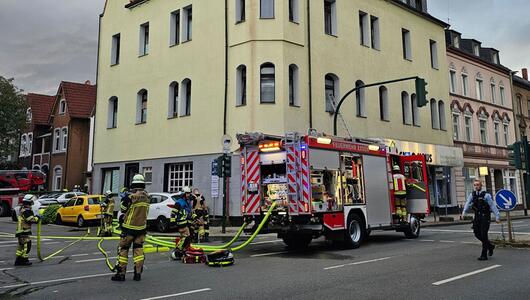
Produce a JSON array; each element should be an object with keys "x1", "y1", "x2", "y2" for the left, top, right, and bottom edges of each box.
[
  {"x1": 0, "y1": 170, "x2": 46, "y2": 216},
  {"x1": 238, "y1": 132, "x2": 430, "y2": 249}
]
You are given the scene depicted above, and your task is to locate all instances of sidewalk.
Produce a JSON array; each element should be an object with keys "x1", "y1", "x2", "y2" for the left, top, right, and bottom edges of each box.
[{"x1": 423, "y1": 209, "x2": 530, "y2": 228}]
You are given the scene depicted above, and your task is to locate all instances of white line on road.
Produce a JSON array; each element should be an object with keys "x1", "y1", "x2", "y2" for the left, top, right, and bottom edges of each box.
[
  {"x1": 140, "y1": 288, "x2": 212, "y2": 300},
  {"x1": 432, "y1": 265, "x2": 501, "y2": 286},
  {"x1": 44, "y1": 242, "x2": 62, "y2": 245},
  {"x1": 71, "y1": 253, "x2": 89, "y2": 257},
  {"x1": 324, "y1": 257, "x2": 392, "y2": 270},
  {"x1": 0, "y1": 268, "x2": 13, "y2": 271},
  {"x1": 420, "y1": 239, "x2": 435, "y2": 242},
  {"x1": 424, "y1": 229, "x2": 530, "y2": 235},
  {"x1": 250, "y1": 251, "x2": 289, "y2": 257},
  {"x1": 461, "y1": 241, "x2": 480, "y2": 244},
  {"x1": 250, "y1": 240, "x2": 282, "y2": 245},
  {"x1": 439, "y1": 240, "x2": 455, "y2": 243},
  {"x1": 0, "y1": 271, "x2": 132, "y2": 289}
]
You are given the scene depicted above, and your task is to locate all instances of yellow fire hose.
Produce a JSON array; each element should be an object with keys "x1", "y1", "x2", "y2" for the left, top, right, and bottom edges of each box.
[{"x1": 36, "y1": 220, "x2": 91, "y2": 262}]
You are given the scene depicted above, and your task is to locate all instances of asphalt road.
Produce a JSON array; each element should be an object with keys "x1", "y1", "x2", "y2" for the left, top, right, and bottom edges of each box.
[{"x1": 0, "y1": 217, "x2": 530, "y2": 299}]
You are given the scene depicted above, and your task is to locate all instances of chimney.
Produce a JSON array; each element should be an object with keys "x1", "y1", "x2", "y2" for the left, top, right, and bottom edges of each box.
[
  {"x1": 84, "y1": 80, "x2": 91, "y2": 85},
  {"x1": 523, "y1": 68, "x2": 528, "y2": 81}
]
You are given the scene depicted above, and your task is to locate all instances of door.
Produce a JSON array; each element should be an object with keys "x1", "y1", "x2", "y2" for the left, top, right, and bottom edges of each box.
[
  {"x1": 124, "y1": 163, "x2": 140, "y2": 188},
  {"x1": 148, "y1": 195, "x2": 166, "y2": 220},
  {"x1": 400, "y1": 155, "x2": 430, "y2": 214},
  {"x1": 70, "y1": 197, "x2": 85, "y2": 221},
  {"x1": 363, "y1": 155, "x2": 392, "y2": 226},
  {"x1": 62, "y1": 198, "x2": 76, "y2": 222},
  {"x1": 493, "y1": 169, "x2": 504, "y2": 194}
]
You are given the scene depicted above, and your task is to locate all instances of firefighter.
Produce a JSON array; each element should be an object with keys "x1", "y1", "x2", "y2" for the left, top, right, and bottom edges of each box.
[
  {"x1": 111, "y1": 174, "x2": 149, "y2": 282},
  {"x1": 193, "y1": 188, "x2": 210, "y2": 242},
  {"x1": 15, "y1": 195, "x2": 40, "y2": 266},
  {"x1": 171, "y1": 188, "x2": 198, "y2": 259},
  {"x1": 392, "y1": 165, "x2": 407, "y2": 221},
  {"x1": 462, "y1": 180, "x2": 500, "y2": 261},
  {"x1": 100, "y1": 190, "x2": 115, "y2": 237}
]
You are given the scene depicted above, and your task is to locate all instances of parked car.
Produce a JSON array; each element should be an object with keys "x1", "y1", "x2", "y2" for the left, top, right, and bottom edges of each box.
[
  {"x1": 37, "y1": 192, "x2": 86, "y2": 204},
  {"x1": 56, "y1": 195, "x2": 103, "y2": 227},
  {"x1": 117, "y1": 192, "x2": 178, "y2": 232},
  {"x1": 11, "y1": 197, "x2": 60, "y2": 221}
]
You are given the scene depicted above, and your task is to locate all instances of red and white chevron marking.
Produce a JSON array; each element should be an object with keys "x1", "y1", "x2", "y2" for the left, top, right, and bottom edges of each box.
[
  {"x1": 287, "y1": 145, "x2": 298, "y2": 215},
  {"x1": 299, "y1": 146, "x2": 311, "y2": 214},
  {"x1": 244, "y1": 149, "x2": 261, "y2": 215}
]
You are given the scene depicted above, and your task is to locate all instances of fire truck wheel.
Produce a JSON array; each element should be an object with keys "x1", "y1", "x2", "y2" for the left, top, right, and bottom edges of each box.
[
  {"x1": 344, "y1": 214, "x2": 366, "y2": 249},
  {"x1": 404, "y1": 215, "x2": 420, "y2": 239},
  {"x1": 282, "y1": 234, "x2": 312, "y2": 249}
]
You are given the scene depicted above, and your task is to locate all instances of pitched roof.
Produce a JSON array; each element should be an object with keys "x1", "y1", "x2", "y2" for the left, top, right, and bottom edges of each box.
[
  {"x1": 56, "y1": 81, "x2": 97, "y2": 119},
  {"x1": 26, "y1": 93, "x2": 55, "y2": 126}
]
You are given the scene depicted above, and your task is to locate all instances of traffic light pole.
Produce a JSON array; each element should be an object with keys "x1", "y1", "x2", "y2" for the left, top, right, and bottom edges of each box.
[
  {"x1": 333, "y1": 76, "x2": 421, "y2": 135},
  {"x1": 524, "y1": 136, "x2": 530, "y2": 216}
]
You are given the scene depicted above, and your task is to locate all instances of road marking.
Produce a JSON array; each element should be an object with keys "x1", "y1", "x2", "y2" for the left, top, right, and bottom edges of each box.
[
  {"x1": 420, "y1": 239, "x2": 435, "y2": 242},
  {"x1": 433, "y1": 265, "x2": 501, "y2": 286},
  {"x1": 424, "y1": 229, "x2": 530, "y2": 235},
  {"x1": 250, "y1": 240, "x2": 282, "y2": 245},
  {"x1": 250, "y1": 251, "x2": 289, "y2": 257},
  {"x1": 44, "y1": 242, "x2": 62, "y2": 245},
  {"x1": 140, "y1": 288, "x2": 212, "y2": 300},
  {"x1": 0, "y1": 271, "x2": 131, "y2": 289},
  {"x1": 461, "y1": 241, "x2": 480, "y2": 244},
  {"x1": 439, "y1": 240, "x2": 455, "y2": 243},
  {"x1": 71, "y1": 253, "x2": 89, "y2": 257},
  {"x1": 0, "y1": 268, "x2": 13, "y2": 271},
  {"x1": 324, "y1": 257, "x2": 392, "y2": 270}
]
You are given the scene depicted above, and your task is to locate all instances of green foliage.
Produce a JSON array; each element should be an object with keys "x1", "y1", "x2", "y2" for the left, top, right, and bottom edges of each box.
[
  {"x1": 41, "y1": 204, "x2": 61, "y2": 224},
  {"x1": 0, "y1": 76, "x2": 27, "y2": 166}
]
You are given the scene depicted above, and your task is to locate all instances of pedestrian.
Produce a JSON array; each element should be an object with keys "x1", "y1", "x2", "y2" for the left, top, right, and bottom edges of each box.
[
  {"x1": 100, "y1": 190, "x2": 115, "y2": 237},
  {"x1": 15, "y1": 195, "x2": 41, "y2": 266},
  {"x1": 462, "y1": 180, "x2": 501, "y2": 261},
  {"x1": 111, "y1": 174, "x2": 149, "y2": 281},
  {"x1": 193, "y1": 188, "x2": 210, "y2": 242},
  {"x1": 171, "y1": 188, "x2": 198, "y2": 259}
]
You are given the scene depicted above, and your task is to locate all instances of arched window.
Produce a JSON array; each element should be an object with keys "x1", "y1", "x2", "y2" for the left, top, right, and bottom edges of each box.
[
  {"x1": 288, "y1": 64, "x2": 299, "y2": 107},
  {"x1": 107, "y1": 96, "x2": 118, "y2": 128},
  {"x1": 260, "y1": 63, "x2": 275, "y2": 103},
  {"x1": 53, "y1": 166, "x2": 63, "y2": 191},
  {"x1": 168, "y1": 82, "x2": 179, "y2": 117},
  {"x1": 438, "y1": 100, "x2": 446, "y2": 130},
  {"x1": 325, "y1": 74, "x2": 339, "y2": 113},
  {"x1": 412, "y1": 93, "x2": 420, "y2": 126},
  {"x1": 379, "y1": 86, "x2": 389, "y2": 121},
  {"x1": 236, "y1": 65, "x2": 247, "y2": 106},
  {"x1": 136, "y1": 89, "x2": 148, "y2": 124},
  {"x1": 181, "y1": 79, "x2": 192, "y2": 116},
  {"x1": 401, "y1": 91, "x2": 411, "y2": 125},
  {"x1": 430, "y1": 99, "x2": 439, "y2": 129},
  {"x1": 355, "y1": 80, "x2": 366, "y2": 117},
  {"x1": 59, "y1": 99, "x2": 67, "y2": 114}
]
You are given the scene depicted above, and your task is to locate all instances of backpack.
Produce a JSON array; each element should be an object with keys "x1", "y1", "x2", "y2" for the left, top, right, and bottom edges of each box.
[{"x1": 206, "y1": 250, "x2": 235, "y2": 267}]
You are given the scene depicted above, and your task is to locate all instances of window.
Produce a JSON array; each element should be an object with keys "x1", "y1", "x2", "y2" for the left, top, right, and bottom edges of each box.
[
  {"x1": 26, "y1": 108, "x2": 32, "y2": 123},
  {"x1": 490, "y1": 82, "x2": 496, "y2": 104},
  {"x1": 476, "y1": 78, "x2": 484, "y2": 100},
  {"x1": 492, "y1": 52, "x2": 499, "y2": 64},
  {"x1": 430, "y1": 99, "x2": 439, "y2": 129},
  {"x1": 430, "y1": 40, "x2": 438, "y2": 69},
  {"x1": 449, "y1": 70, "x2": 457, "y2": 94},
  {"x1": 452, "y1": 114, "x2": 460, "y2": 140},
  {"x1": 111, "y1": 34, "x2": 120, "y2": 65},
  {"x1": 528, "y1": 100, "x2": 530, "y2": 117},
  {"x1": 359, "y1": 11, "x2": 369, "y2": 46},
  {"x1": 370, "y1": 16, "x2": 380, "y2": 50},
  {"x1": 464, "y1": 167, "x2": 477, "y2": 196},
  {"x1": 260, "y1": 0, "x2": 274, "y2": 19},
  {"x1": 325, "y1": 74, "x2": 339, "y2": 113},
  {"x1": 499, "y1": 86, "x2": 505, "y2": 106},
  {"x1": 503, "y1": 123, "x2": 509, "y2": 146},
  {"x1": 53, "y1": 129, "x2": 61, "y2": 152},
  {"x1": 59, "y1": 99, "x2": 66, "y2": 114},
  {"x1": 136, "y1": 89, "x2": 148, "y2": 124},
  {"x1": 473, "y1": 44, "x2": 480, "y2": 56},
  {"x1": 494, "y1": 122, "x2": 500, "y2": 146},
  {"x1": 464, "y1": 115, "x2": 472, "y2": 142},
  {"x1": 236, "y1": 65, "x2": 247, "y2": 106},
  {"x1": 355, "y1": 80, "x2": 366, "y2": 117},
  {"x1": 289, "y1": 0, "x2": 299, "y2": 23},
  {"x1": 402, "y1": 29, "x2": 411, "y2": 60},
  {"x1": 453, "y1": 36, "x2": 460, "y2": 48},
  {"x1": 181, "y1": 79, "x2": 192, "y2": 116},
  {"x1": 168, "y1": 82, "x2": 179, "y2": 117},
  {"x1": 236, "y1": 0, "x2": 246, "y2": 23},
  {"x1": 183, "y1": 6, "x2": 192, "y2": 42},
  {"x1": 166, "y1": 162, "x2": 193, "y2": 193},
  {"x1": 107, "y1": 97, "x2": 118, "y2": 128},
  {"x1": 438, "y1": 101, "x2": 446, "y2": 130},
  {"x1": 402, "y1": 92, "x2": 412, "y2": 125},
  {"x1": 61, "y1": 127, "x2": 68, "y2": 151},
  {"x1": 139, "y1": 23, "x2": 149, "y2": 56},
  {"x1": 379, "y1": 86, "x2": 389, "y2": 121},
  {"x1": 479, "y1": 119, "x2": 488, "y2": 144},
  {"x1": 260, "y1": 63, "x2": 275, "y2": 103},
  {"x1": 288, "y1": 64, "x2": 299, "y2": 106},
  {"x1": 20, "y1": 134, "x2": 27, "y2": 157},
  {"x1": 53, "y1": 166, "x2": 62, "y2": 191},
  {"x1": 102, "y1": 168, "x2": 120, "y2": 193},
  {"x1": 27, "y1": 133, "x2": 32, "y2": 156},
  {"x1": 170, "y1": 10, "x2": 180, "y2": 46},
  {"x1": 412, "y1": 94, "x2": 420, "y2": 126},
  {"x1": 462, "y1": 74, "x2": 469, "y2": 96},
  {"x1": 143, "y1": 167, "x2": 153, "y2": 184},
  {"x1": 324, "y1": 0, "x2": 337, "y2": 36}
]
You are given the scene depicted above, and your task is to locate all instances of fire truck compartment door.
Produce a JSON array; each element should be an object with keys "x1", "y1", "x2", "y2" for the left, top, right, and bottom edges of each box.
[
  {"x1": 363, "y1": 155, "x2": 392, "y2": 226},
  {"x1": 400, "y1": 155, "x2": 430, "y2": 214},
  {"x1": 309, "y1": 149, "x2": 340, "y2": 170}
]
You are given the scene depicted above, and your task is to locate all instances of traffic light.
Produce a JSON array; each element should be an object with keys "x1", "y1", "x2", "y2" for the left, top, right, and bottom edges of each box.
[
  {"x1": 508, "y1": 142, "x2": 523, "y2": 169},
  {"x1": 222, "y1": 154, "x2": 232, "y2": 178},
  {"x1": 415, "y1": 77, "x2": 428, "y2": 107},
  {"x1": 214, "y1": 156, "x2": 223, "y2": 176}
]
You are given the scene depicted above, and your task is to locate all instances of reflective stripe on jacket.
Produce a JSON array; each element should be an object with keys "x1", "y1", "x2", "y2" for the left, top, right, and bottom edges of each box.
[
  {"x1": 122, "y1": 190, "x2": 149, "y2": 232},
  {"x1": 393, "y1": 173, "x2": 407, "y2": 196},
  {"x1": 16, "y1": 207, "x2": 38, "y2": 236}
]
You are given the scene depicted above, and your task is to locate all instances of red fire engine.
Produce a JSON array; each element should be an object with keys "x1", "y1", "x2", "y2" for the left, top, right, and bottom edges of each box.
[
  {"x1": 0, "y1": 170, "x2": 46, "y2": 216},
  {"x1": 237, "y1": 132, "x2": 430, "y2": 248}
]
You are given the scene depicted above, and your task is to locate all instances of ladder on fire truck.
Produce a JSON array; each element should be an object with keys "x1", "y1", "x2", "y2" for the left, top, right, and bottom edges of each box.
[
  {"x1": 285, "y1": 132, "x2": 301, "y2": 215},
  {"x1": 329, "y1": 95, "x2": 353, "y2": 139}
]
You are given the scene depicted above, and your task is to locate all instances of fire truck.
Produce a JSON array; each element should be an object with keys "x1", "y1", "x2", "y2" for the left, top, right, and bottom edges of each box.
[
  {"x1": 0, "y1": 170, "x2": 46, "y2": 217},
  {"x1": 237, "y1": 132, "x2": 430, "y2": 249}
]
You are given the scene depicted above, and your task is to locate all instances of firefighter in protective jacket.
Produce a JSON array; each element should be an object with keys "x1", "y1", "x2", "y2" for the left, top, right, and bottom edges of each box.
[
  {"x1": 171, "y1": 187, "x2": 198, "y2": 259},
  {"x1": 392, "y1": 165, "x2": 408, "y2": 221},
  {"x1": 15, "y1": 195, "x2": 40, "y2": 266},
  {"x1": 100, "y1": 190, "x2": 115, "y2": 237},
  {"x1": 112, "y1": 174, "x2": 149, "y2": 282},
  {"x1": 192, "y1": 188, "x2": 210, "y2": 242}
]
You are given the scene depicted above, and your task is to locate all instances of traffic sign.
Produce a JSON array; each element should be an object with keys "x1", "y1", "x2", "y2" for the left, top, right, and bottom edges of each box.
[{"x1": 495, "y1": 189, "x2": 517, "y2": 211}]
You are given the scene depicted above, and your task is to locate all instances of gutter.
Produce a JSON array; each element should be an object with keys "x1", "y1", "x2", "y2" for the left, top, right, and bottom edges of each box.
[
  {"x1": 89, "y1": 14, "x2": 103, "y2": 194},
  {"x1": 307, "y1": 0, "x2": 313, "y2": 129},
  {"x1": 223, "y1": 0, "x2": 229, "y2": 135}
]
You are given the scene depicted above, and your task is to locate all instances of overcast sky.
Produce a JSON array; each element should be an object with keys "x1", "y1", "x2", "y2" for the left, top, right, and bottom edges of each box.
[{"x1": 0, "y1": 0, "x2": 529, "y2": 95}]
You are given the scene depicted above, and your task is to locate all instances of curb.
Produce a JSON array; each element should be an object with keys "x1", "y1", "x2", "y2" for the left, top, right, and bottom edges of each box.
[{"x1": 422, "y1": 215, "x2": 530, "y2": 228}]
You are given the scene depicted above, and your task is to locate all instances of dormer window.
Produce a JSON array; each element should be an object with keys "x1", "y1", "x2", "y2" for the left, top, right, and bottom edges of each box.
[
  {"x1": 473, "y1": 44, "x2": 480, "y2": 56},
  {"x1": 492, "y1": 52, "x2": 499, "y2": 64},
  {"x1": 59, "y1": 99, "x2": 66, "y2": 115},
  {"x1": 453, "y1": 36, "x2": 459, "y2": 48}
]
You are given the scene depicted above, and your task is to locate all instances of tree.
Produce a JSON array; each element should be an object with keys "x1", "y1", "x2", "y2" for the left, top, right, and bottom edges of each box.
[{"x1": 0, "y1": 76, "x2": 27, "y2": 168}]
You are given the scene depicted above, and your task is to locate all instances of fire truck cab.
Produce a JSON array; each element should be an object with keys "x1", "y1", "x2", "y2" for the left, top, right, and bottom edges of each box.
[{"x1": 237, "y1": 132, "x2": 430, "y2": 249}]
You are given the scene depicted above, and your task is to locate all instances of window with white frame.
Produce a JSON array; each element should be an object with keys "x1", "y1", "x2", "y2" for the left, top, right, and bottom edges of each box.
[
  {"x1": 324, "y1": 0, "x2": 337, "y2": 36},
  {"x1": 168, "y1": 82, "x2": 179, "y2": 118},
  {"x1": 499, "y1": 85, "x2": 506, "y2": 106},
  {"x1": 236, "y1": 65, "x2": 247, "y2": 106},
  {"x1": 108, "y1": 97, "x2": 118, "y2": 128},
  {"x1": 503, "y1": 123, "x2": 509, "y2": 146},
  {"x1": 452, "y1": 113, "x2": 460, "y2": 140},
  {"x1": 438, "y1": 101, "x2": 446, "y2": 130},
  {"x1": 359, "y1": 11, "x2": 369, "y2": 46},
  {"x1": 181, "y1": 79, "x2": 192, "y2": 116},
  {"x1": 61, "y1": 127, "x2": 68, "y2": 151},
  {"x1": 464, "y1": 115, "x2": 472, "y2": 142},
  {"x1": 19, "y1": 134, "x2": 27, "y2": 157},
  {"x1": 170, "y1": 10, "x2": 180, "y2": 46},
  {"x1": 260, "y1": 63, "x2": 275, "y2": 103},
  {"x1": 236, "y1": 0, "x2": 246, "y2": 23},
  {"x1": 111, "y1": 33, "x2": 121, "y2": 65},
  {"x1": 379, "y1": 86, "x2": 389, "y2": 121},
  {"x1": 402, "y1": 28, "x2": 412, "y2": 60},
  {"x1": 288, "y1": 64, "x2": 299, "y2": 107},
  {"x1": 462, "y1": 73, "x2": 469, "y2": 96},
  {"x1": 473, "y1": 44, "x2": 480, "y2": 56},
  {"x1": 504, "y1": 169, "x2": 517, "y2": 195},
  {"x1": 402, "y1": 92, "x2": 412, "y2": 125},
  {"x1": 53, "y1": 129, "x2": 61, "y2": 152},
  {"x1": 28, "y1": 133, "x2": 33, "y2": 156},
  {"x1": 102, "y1": 168, "x2": 120, "y2": 193},
  {"x1": 355, "y1": 80, "x2": 366, "y2": 117},
  {"x1": 430, "y1": 40, "x2": 438, "y2": 69},
  {"x1": 490, "y1": 80, "x2": 497, "y2": 104},
  {"x1": 370, "y1": 16, "x2": 380, "y2": 50},
  {"x1": 59, "y1": 99, "x2": 66, "y2": 114},
  {"x1": 464, "y1": 167, "x2": 477, "y2": 196},
  {"x1": 476, "y1": 78, "x2": 484, "y2": 100},
  {"x1": 137, "y1": 89, "x2": 148, "y2": 124},
  {"x1": 494, "y1": 121, "x2": 500, "y2": 146},
  {"x1": 325, "y1": 74, "x2": 339, "y2": 113},
  {"x1": 430, "y1": 99, "x2": 439, "y2": 129},
  {"x1": 183, "y1": 6, "x2": 192, "y2": 42},
  {"x1": 143, "y1": 167, "x2": 153, "y2": 185},
  {"x1": 53, "y1": 166, "x2": 62, "y2": 191},
  {"x1": 26, "y1": 108, "x2": 32, "y2": 123},
  {"x1": 260, "y1": 0, "x2": 274, "y2": 19},
  {"x1": 412, "y1": 94, "x2": 420, "y2": 126},
  {"x1": 289, "y1": 0, "x2": 299, "y2": 23},
  {"x1": 479, "y1": 119, "x2": 488, "y2": 144},
  {"x1": 449, "y1": 70, "x2": 457, "y2": 93},
  {"x1": 166, "y1": 162, "x2": 193, "y2": 192},
  {"x1": 139, "y1": 22, "x2": 149, "y2": 56}
]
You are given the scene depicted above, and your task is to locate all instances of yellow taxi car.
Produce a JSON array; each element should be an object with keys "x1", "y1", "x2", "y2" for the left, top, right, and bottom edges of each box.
[{"x1": 56, "y1": 195, "x2": 103, "y2": 227}]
